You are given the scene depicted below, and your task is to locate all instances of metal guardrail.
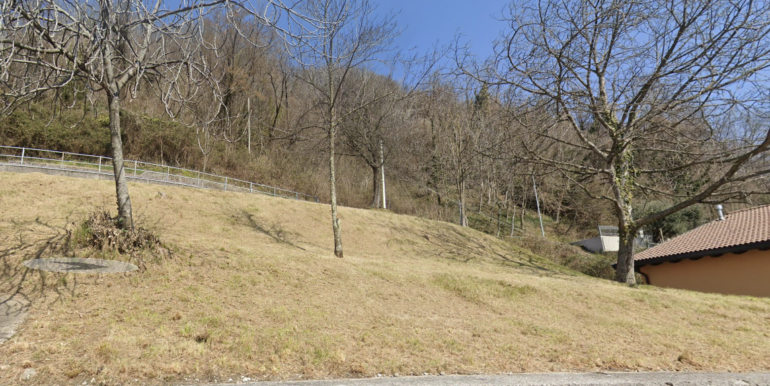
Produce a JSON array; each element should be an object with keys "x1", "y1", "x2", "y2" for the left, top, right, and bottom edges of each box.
[{"x1": 0, "y1": 145, "x2": 320, "y2": 203}]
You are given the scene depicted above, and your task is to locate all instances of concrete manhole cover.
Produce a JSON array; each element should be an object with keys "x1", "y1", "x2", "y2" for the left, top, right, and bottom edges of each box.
[{"x1": 23, "y1": 258, "x2": 138, "y2": 273}]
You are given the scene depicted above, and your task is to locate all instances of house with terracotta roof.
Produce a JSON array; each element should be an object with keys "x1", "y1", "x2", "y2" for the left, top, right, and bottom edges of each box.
[{"x1": 634, "y1": 205, "x2": 770, "y2": 297}]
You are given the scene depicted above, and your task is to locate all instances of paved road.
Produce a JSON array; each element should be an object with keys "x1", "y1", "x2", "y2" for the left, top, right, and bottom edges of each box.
[{"x1": 206, "y1": 373, "x2": 770, "y2": 386}]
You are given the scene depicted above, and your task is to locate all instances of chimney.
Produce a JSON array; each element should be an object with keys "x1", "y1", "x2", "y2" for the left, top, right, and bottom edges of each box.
[{"x1": 716, "y1": 204, "x2": 725, "y2": 221}]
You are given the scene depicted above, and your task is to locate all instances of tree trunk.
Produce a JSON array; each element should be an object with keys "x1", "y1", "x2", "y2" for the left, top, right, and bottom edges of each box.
[
  {"x1": 458, "y1": 178, "x2": 468, "y2": 227},
  {"x1": 612, "y1": 150, "x2": 637, "y2": 285},
  {"x1": 615, "y1": 226, "x2": 636, "y2": 285},
  {"x1": 269, "y1": 100, "x2": 281, "y2": 144},
  {"x1": 503, "y1": 188, "x2": 509, "y2": 221},
  {"x1": 428, "y1": 118, "x2": 441, "y2": 206},
  {"x1": 379, "y1": 139, "x2": 386, "y2": 210},
  {"x1": 107, "y1": 92, "x2": 133, "y2": 231},
  {"x1": 520, "y1": 190, "x2": 527, "y2": 230},
  {"x1": 370, "y1": 165, "x2": 382, "y2": 208},
  {"x1": 247, "y1": 97, "x2": 252, "y2": 154},
  {"x1": 488, "y1": 180, "x2": 493, "y2": 206},
  {"x1": 478, "y1": 181, "x2": 483, "y2": 214},
  {"x1": 329, "y1": 126, "x2": 343, "y2": 258},
  {"x1": 613, "y1": 200, "x2": 637, "y2": 285}
]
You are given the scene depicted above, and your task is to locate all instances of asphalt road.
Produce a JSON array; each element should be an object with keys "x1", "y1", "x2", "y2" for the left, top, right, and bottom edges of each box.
[{"x1": 203, "y1": 373, "x2": 770, "y2": 386}]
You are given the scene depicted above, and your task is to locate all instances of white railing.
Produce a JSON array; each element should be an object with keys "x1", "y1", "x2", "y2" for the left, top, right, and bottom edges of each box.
[{"x1": 0, "y1": 145, "x2": 320, "y2": 203}]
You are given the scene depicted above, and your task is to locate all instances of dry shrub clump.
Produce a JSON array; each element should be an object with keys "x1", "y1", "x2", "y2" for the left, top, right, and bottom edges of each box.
[
  {"x1": 515, "y1": 236, "x2": 616, "y2": 279},
  {"x1": 75, "y1": 211, "x2": 170, "y2": 267}
]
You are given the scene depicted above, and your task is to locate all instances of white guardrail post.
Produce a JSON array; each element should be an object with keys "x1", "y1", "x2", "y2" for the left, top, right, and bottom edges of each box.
[
  {"x1": 20, "y1": 148, "x2": 24, "y2": 164},
  {"x1": 98, "y1": 156, "x2": 102, "y2": 173},
  {"x1": 134, "y1": 160, "x2": 137, "y2": 176},
  {"x1": 60, "y1": 152, "x2": 65, "y2": 168}
]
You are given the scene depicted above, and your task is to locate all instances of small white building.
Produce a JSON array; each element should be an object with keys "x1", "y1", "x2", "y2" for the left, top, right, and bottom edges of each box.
[{"x1": 571, "y1": 226, "x2": 620, "y2": 253}]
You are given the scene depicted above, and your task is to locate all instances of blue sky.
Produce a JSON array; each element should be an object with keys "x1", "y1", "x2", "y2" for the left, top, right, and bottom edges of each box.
[{"x1": 372, "y1": 0, "x2": 511, "y2": 61}]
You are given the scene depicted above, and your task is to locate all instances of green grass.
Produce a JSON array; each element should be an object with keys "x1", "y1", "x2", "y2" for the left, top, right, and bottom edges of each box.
[{"x1": 432, "y1": 274, "x2": 537, "y2": 304}]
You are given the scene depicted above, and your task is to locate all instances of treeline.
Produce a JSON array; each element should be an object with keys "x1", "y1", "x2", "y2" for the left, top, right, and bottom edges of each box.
[{"x1": 0, "y1": 55, "x2": 607, "y2": 239}]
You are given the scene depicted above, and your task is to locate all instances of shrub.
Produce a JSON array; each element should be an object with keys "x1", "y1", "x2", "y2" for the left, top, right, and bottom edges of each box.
[
  {"x1": 75, "y1": 211, "x2": 170, "y2": 269},
  {"x1": 513, "y1": 236, "x2": 616, "y2": 280}
]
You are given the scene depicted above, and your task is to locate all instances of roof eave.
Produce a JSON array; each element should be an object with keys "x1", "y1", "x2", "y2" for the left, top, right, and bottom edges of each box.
[{"x1": 634, "y1": 240, "x2": 770, "y2": 268}]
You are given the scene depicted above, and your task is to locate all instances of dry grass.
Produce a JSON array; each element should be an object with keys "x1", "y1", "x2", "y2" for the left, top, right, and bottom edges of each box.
[{"x1": 1, "y1": 172, "x2": 770, "y2": 386}]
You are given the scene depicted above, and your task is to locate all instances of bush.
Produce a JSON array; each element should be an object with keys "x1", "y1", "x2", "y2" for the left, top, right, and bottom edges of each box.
[
  {"x1": 635, "y1": 201, "x2": 705, "y2": 242},
  {"x1": 74, "y1": 211, "x2": 170, "y2": 269},
  {"x1": 513, "y1": 236, "x2": 616, "y2": 280}
]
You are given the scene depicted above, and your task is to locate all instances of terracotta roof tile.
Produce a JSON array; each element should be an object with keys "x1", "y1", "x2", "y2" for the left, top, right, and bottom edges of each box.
[{"x1": 635, "y1": 205, "x2": 770, "y2": 262}]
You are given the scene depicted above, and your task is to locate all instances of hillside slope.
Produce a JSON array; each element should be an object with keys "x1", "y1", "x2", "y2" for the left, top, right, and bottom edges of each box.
[{"x1": 1, "y1": 172, "x2": 769, "y2": 385}]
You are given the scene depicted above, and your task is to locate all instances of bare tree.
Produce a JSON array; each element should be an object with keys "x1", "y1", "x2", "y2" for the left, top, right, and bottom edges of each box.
[
  {"x1": 427, "y1": 78, "x2": 486, "y2": 227},
  {"x1": 339, "y1": 72, "x2": 413, "y2": 208},
  {"x1": 262, "y1": 42, "x2": 296, "y2": 145},
  {"x1": 0, "y1": 0, "x2": 287, "y2": 230},
  {"x1": 471, "y1": 0, "x2": 770, "y2": 284},
  {"x1": 282, "y1": 0, "x2": 401, "y2": 258}
]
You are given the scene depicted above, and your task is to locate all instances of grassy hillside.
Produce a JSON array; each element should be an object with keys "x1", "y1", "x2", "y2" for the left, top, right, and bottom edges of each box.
[{"x1": 1, "y1": 172, "x2": 770, "y2": 385}]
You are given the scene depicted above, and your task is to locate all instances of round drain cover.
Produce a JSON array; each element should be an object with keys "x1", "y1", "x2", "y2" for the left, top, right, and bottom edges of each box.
[{"x1": 23, "y1": 258, "x2": 138, "y2": 273}]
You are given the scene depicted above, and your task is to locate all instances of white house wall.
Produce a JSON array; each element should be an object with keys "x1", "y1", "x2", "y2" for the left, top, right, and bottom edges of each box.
[
  {"x1": 571, "y1": 236, "x2": 620, "y2": 253},
  {"x1": 600, "y1": 236, "x2": 619, "y2": 252}
]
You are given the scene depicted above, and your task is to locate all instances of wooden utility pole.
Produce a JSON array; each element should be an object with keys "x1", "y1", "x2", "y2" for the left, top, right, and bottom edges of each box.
[
  {"x1": 247, "y1": 97, "x2": 252, "y2": 154},
  {"x1": 380, "y1": 139, "x2": 387, "y2": 209},
  {"x1": 533, "y1": 175, "x2": 545, "y2": 238}
]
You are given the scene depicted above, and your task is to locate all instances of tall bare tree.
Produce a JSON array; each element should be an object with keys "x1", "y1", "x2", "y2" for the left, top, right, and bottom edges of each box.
[
  {"x1": 0, "y1": 0, "x2": 287, "y2": 230},
  {"x1": 426, "y1": 78, "x2": 486, "y2": 227},
  {"x1": 471, "y1": 0, "x2": 770, "y2": 284},
  {"x1": 339, "y1": 72, "x2": 413, "y2": 208},
  {"x1": 283, "y1": 0, "x2": 400, "y2": 257}
]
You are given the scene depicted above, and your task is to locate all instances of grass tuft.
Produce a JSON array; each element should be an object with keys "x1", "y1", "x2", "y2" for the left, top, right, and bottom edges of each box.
[{"x1": 433, "y1": 274, "x2": 536, "y2": 304}]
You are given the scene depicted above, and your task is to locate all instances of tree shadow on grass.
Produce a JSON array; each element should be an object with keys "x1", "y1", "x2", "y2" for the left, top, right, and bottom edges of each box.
[
  {"x1": 0, "y1": 214, "x2": 143, "y2": 311},
  {"x1": 0, "y1": 216, "x2": 80, "y2": 309},
  {"x1": 234, "y1": 210, "x2": 307, "y2": 252},
  {"x1": 388, "y1": 222, "x2": 566, "y2": 276}
]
